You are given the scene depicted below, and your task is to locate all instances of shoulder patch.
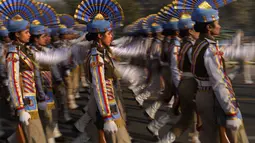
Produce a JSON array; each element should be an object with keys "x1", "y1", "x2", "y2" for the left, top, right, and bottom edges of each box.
[
  {"x1": 7, "y1": 45, "x2": 18, "y2": 53},
  {"x1": 90, "y1": 61, "x2": 103, "y2": 67},
  {"x1": 91, "y1": 47, "x2": 99, "y2": 56},
  {"x1": 6, "y1": 53, "x2": 19, "y2": 62},
  {"x1": 90, "y1": 54, "x2": 104, "y2": 68}
]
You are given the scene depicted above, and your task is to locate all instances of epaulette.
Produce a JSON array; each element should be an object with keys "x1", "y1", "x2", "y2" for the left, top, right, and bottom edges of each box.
[
  {"x1": 173, "y1": 38, "x2": 181, "y2": 47},
  {"x1": 91, "y1": 47, "x2": 99, "y2": 56},
  {"x1": 7, "y1": 45, "x2": 18, "y2": 53},
  {"x1": 29, "y1": 45, "x2": 36, "y2": 51}
]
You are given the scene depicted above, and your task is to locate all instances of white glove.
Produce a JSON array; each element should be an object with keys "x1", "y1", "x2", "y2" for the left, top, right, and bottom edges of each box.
[
  {"x1": 19, "y1": 110, "x2": 31, "y2": 126},
  {"x1": 226, "y1": 118, "x2": 242, "y2": 130},
  {"x1": 3, "y1": 79, "x2": 8, "y2": 86},
  {"x1": 103, "y1": 120, "x2": 118, "y2": 133},
  {"x1": 38, "y1": 101, "x2": 48, "y2": 110},
  {"x1": 65, "y1": 70, "x2": 71, "y2": 76}
]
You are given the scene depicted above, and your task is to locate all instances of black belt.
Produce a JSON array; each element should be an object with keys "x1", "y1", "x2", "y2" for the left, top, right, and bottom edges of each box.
[{"x1": 198, "y1": 86, "x2": 212, "y2": 91}]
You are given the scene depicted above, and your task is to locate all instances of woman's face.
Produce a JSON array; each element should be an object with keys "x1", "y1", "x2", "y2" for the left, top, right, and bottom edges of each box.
[
  {"x1": 46, "y1": 34, "x2": 52, "y2": 45},
  {"x1": 3, "y1": 36, "x2": 11, "y2": 43},
  {"x1": 16, "y1": 29, "x2": 30, "y2": 43},
  {"x1": 35, "y1": 34, "x2": 48, "y2": 46},
  {"x1": 100, "y1": 31, "x2": 113, "y2": 47},
  {"x1": 209, "y1": 21, "x2": 221, "y2": 36}
]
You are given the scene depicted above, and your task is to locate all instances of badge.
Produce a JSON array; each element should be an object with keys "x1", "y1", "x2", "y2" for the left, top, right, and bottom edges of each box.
[
  {"x1": 6, "y1": 56, "x2": 18, "y2": 62},
  {"x1": 90, "y1": 61, "x2": 103, "y2": 67}
]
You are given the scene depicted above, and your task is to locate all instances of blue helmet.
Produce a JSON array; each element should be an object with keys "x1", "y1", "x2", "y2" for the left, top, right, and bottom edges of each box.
[
  {"x1": 178, "y1": 14, "x2": 195, "y2": 30},
  {"x1": 0, "y1": 26, "x2": 9, "y2": 37},
  {"x1": 30, "y1": 20, "x2": 47, "y2": 35},
  {"x1": 7, "y1": 15, "x2": 30, "y2": 33}
]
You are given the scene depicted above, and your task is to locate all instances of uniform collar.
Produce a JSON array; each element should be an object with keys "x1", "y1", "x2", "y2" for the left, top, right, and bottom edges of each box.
[
  {"x1": 204, "y1": 37, "x2": 216, "y2": 44},
  {"x1": 13, "y1": 41, "x2": 25, "y2": 46},
  {"x1": 184, "y1": 36, "x2": 196, "y2": 45},
  {"x1": 200, "y1": 34, "x2": 216, "y2": 44}
]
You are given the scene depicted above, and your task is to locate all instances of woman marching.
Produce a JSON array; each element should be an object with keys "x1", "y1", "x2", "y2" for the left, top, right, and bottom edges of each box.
[
  {"x1": 5, "y1": 8, "x2": 48, "y2": 143},
  {"x1": 174, "y1": 0, "x2": 249, "y2": 142},
  {"x1": 74, "y1": 0, "x2": 131, "y2": 142},
  {"x1": 29, "y1": 20, "x2": 57, "y2": 143},
  {"x1": 1, "y1": 0, "x2": 70, "y2": 142}
]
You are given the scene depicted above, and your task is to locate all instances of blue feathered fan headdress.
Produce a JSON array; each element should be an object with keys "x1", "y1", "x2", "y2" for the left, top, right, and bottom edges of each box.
[
  {"x1": 0, "y1": 0, "x2": 41, "y2": 32},
  {"x1": 143, "y1": 14, "x2": 163, "y2": 34},
  {"x1": 123, "y1": 24, "x2": 134, "y2": 35},
  {"x1": 173, "y1": 0, "x2": 236, "y2": 22},
  {"x1": 0, "y1": 0, "x2": 41, "y2": 22},
  {"x1": 73, "y1": 23, "x2": 87, "y2": 32},
  {"x1": 59, "y1": 14, "x2": 75, "y2": 28},
  {"x1": 173, "y1": 0, "x2": 235, "y2": 10},
  {"x1": 123, "y1": 18, "x2": 144, "y2": 35},
  {"x1": 156, "y1": 2, "x2": 195, "y2": 30},
  {"x1": 35, "y1": 2, "x2": 60, "y2": 27},
  {"x1": 74, "y1": 0, "x2": 124, "y2": 33},
  {"x1": 126, "y1": 18, "x2": 147, "y2": 35},
  {"x1": 157, "y1": 3, "x2": 192, "y2": 30}
]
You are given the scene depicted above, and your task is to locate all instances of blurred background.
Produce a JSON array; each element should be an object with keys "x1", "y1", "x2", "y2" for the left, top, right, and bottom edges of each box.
[{"x1": 38, "y1": 0, "x2": 255, "y2": 36}]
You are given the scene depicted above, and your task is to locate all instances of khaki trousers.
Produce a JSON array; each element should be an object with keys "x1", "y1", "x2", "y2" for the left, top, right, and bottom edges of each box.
[
  {"x1": 39, "y1": 110, "x2": 54, "y2": 139},
  {"x1": 65, "y1": 65, "x2": 80, "y2": 96},
  {"x1": 21, "y1": 118, "x2": 47, "y2": 143},
  {"x1": 104, "y1": 126, "x2": 131, "y2": 143},
  {"x1": 196, "y1": 89, "x2": 249, "y2": 143},
  {"x1": 80, "y1": 64, "x2": 88, "y2": 87},
  {"x1": 244, "y1": 63, "x2": 252, "y2": 81},
  {"x1": 171, "y1": 76, "x2": 198, "y2": 138},
  {"x1": 73, "y1": 65, "x2": 81, "y2": 95}
]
